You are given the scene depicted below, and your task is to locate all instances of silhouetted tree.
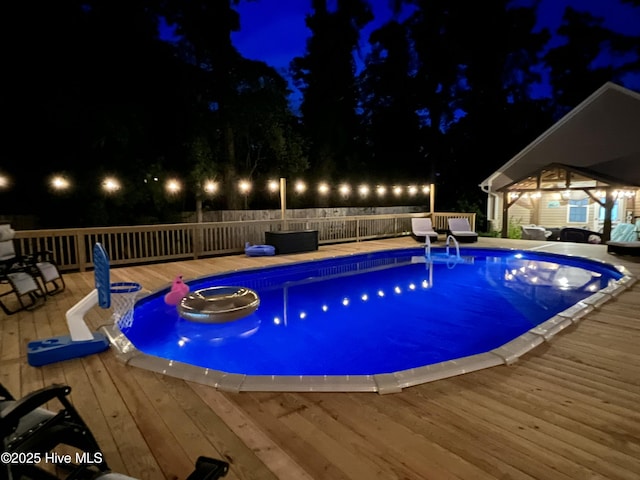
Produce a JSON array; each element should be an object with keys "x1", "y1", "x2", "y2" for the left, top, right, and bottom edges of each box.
[
  {"x1": 359, "y1": 20, "x2": 422, "y2": 181},
  {"x1": 292, "y1": 0, "x2": 373, "y2": 181},
  {"x1": 544, "y1": 7, "x2": 622, "y2": 116}
]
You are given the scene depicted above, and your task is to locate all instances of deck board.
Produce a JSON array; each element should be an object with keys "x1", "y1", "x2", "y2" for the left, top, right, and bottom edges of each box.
[{"x1": 3, "y1": 237, "x2": 640, "y2": 479}]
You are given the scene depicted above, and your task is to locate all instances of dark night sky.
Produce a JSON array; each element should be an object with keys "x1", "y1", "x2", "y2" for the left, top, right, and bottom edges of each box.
[{"x1": 231, "y1": 0, "x2": 640, "y2": 97}]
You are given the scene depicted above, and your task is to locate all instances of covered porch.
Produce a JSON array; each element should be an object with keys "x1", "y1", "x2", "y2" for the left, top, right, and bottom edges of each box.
[{"x1": 498, "y1": 163, "x2": 639, "y2": 241}]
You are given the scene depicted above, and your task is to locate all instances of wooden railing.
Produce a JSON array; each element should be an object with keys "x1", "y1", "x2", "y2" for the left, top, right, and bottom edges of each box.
[{"x1": 11, "y1": 212, "x2": 475, "y2": 272}]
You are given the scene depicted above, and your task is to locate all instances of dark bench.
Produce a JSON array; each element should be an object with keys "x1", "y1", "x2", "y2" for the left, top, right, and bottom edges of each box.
[{"x1": 265, "y1": 230, "x2": 319, "y2": 254}]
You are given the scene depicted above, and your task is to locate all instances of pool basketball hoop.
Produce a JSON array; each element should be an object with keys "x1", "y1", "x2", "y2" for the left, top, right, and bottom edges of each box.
[
  {"x1": 93, "y1": 243, "x2": 142, "y2": 328},
  {"x1": 110, "y1": 281, "x2": 142, "y2": 329}
]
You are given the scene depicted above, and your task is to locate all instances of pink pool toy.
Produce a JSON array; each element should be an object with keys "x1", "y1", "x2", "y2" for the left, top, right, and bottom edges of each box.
[{"x1": 164, "y1": 275, "x2": 190, "y2": 305}]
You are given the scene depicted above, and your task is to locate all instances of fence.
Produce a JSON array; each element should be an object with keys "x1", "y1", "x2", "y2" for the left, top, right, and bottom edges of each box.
[{"x1": 11, "y1": 212, "x2": 475, "y2": 272}]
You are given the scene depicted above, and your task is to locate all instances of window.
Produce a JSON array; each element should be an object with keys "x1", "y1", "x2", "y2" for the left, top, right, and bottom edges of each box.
[{"x1": 567, "y1": 198, "x2": 589, "y2": 223}]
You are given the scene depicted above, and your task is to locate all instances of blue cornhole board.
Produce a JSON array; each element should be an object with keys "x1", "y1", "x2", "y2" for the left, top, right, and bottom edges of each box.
[{"x1": 27, "y1": 243, "x2": 112, "y2": 367}]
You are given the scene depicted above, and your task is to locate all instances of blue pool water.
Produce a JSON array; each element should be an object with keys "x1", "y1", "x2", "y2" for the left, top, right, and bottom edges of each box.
[{"x1": 123, "y1": 248, "x2": 623, "y2": 376}]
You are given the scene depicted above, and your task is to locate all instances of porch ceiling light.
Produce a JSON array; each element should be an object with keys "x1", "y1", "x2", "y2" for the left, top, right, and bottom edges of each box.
[{"x1": 614, "y1": 190, "x2": 636, "y2": 198}]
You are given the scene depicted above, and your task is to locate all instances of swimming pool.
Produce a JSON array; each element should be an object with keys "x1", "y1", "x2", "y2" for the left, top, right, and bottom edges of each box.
[{"x1": 103, "y1": 247, "x2": 635, "y2": 393}]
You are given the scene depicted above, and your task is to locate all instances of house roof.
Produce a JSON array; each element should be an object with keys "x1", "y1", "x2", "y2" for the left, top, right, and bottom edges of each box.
[{"x1": 480, "y1": 82, "x2": 640, "y2": 193}]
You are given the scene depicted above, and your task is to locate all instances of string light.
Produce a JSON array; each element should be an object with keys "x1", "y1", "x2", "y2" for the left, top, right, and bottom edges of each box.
[
  {"x1": 238, "y1": 180, "x2": 251, "y2": 194},
  {"x1": 203, "y1": 180, "x2": 218, "y2": 194},
  {"x1": 318, "y1": 182, "x2": 330, "y2": 195},
  {"x1": 166, "y1": 179, "x2": 181, "y2": 193},
  {"x1": 50, "y1": 175, "x2": 70, "y2": 191},
  {"x1": 267, "y1": 180, "x2": 279, "y2": 193},
  {"x1": 294, "y1": 180, "x2": 306, "y2": 194},
  {"x1": 339, "y1": 184, "x2": 351, "y2": 196},
  {"x1": 102, "y1": 177, "x2": 121, "y2": 193}
]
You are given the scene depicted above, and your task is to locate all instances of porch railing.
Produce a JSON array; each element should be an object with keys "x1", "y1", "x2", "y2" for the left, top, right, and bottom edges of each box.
[{"x1": 11, "y1": 212, "x2": 475, "y2": 272}]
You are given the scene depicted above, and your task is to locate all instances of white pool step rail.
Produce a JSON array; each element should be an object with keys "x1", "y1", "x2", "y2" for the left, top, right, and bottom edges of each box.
[{"x1": 425, "y1": 234, "x2": 462, "y2": 263}]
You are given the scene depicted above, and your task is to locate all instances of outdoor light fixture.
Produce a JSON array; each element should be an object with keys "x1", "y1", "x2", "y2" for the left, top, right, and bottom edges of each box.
[
  {"x1": 339, "y1": 184, "x2": 351, "y2": 196},
  {"x1": 422, "y1": 185, "x2": 430, "y2": 194},
  {"x1": 50, "y1": 175, "x2": 70, "y2": 191},
  {"x1": 102, "y1": 177, "x2": 121, "y2": 193},
  {"x1": 376, "y1": 185, "x2": 386, "y2": 196},
  {"x1": 393, "y1": 186, "x2": 402, "y2": 196},
  {"x1": 408, "y1": 185, "x2": 418, "y2": 196},
  {"x1": 238, "y1": 180, "x2": 251, "y2": 194},
  {"x1": 204, "y1": 180, "x2": 218, "y2": 194},
  {"x1": 613, "y1": 190, "x2": 636, "y2": 198},
  {"x1": 0, "y1": 174, "x2": 8, "y2": 189},
  {"x1": 358, "y1": 185, "x2": 370, "y2": 197},
  {"x1": 267, "y1": 180, "x2": 279, "y2": 193},
  {"x1": 294, "y1": 180, "x2": 306, "y2": 194},
  {"x1": 166, "y1": 179, "x2": 181, "y2": 193},
  {"x1": 318, "y1": 182, "x2": 330, "y2": 195}
]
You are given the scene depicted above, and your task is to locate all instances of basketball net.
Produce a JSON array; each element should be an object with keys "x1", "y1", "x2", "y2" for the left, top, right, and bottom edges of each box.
[{"x1": 110, "y1": 282, "x2": 142, "y2": 329}]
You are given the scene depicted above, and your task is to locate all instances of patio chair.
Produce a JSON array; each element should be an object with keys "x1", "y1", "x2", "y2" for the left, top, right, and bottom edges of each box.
[
  {"x1": 1, "y1": 383, "x2": 230, "y2": 480},
  {"x1": 606, "y1": 223, "x2": 640, "y2": 256},
  {"x1": 447, "y1": 218, "x2": 478, "y2": 243},
  {"x1": 558, "y1": 227, "x2": 602, "y2": 244},
  {"x1": 0, "y1": 224, "x2": 65, "y2": 298},
  {"x1": 411, "y1": 218, "x2": 438, "y2": 243},
  {"x1": 1, "y1": 383, "x2": 109, "y2": 479},
  {"x1": 520, "y1": 225, "x2": 551, "y2": 241},
  {"x1": 1, "y1": 226, "x2": 47, "y2": 314}
]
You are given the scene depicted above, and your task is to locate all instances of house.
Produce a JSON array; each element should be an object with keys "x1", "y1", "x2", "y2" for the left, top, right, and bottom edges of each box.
[{"x1": 480, "y1": 82, "x2": 640, "y2": 241}]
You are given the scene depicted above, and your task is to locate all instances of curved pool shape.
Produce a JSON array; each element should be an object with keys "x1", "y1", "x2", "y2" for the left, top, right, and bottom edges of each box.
[{"x1": 103, "y1": 247, "x2": 635, "y2": 394}]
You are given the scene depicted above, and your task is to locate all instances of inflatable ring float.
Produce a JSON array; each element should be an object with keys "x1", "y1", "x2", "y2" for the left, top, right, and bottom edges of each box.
[
  {"x1": 177, "y1": 286, "x2": 260, "y2": 323},
  {"x1": 245, "y1": 243, "x2": 275, "y2": 257}
]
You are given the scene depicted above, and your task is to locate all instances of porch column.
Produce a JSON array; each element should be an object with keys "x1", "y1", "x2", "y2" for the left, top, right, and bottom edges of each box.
[
  {"x1": 280, "y1": 177, "x2": 287, "y2": 230},
  {"x1": 501, "y1": 191, "x2": 509, "y2": 238},
  {"x1": 602, "y1": 189, "x2": 615, "y2": 242}
]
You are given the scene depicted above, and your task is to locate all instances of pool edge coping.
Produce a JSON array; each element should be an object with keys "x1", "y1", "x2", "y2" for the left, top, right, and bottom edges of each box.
[{"x1": 100, "y1": 248, "x2": 637, "y2": 395}]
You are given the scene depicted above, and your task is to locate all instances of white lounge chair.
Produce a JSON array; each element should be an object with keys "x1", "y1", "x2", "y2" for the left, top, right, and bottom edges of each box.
[
  {"x1": 411, "y1": 218, "x2": 438, "y2": 243},
  {"x1": 521, "y1": 225, "x2": 551, "y2": 241},
  {"x1": 447, "y1": 218, "x2": 478, "y2": 243}
]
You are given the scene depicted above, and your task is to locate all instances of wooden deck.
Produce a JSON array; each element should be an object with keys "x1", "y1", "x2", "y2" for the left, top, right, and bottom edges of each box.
[{"x1": 2, "y1": 237, "x2": 640, "y2": 480}]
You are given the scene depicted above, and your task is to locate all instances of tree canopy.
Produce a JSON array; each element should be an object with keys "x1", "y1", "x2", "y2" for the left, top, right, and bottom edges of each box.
[{"x1": 1, "y1": 0, "x2": 638, "y2": 228}]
